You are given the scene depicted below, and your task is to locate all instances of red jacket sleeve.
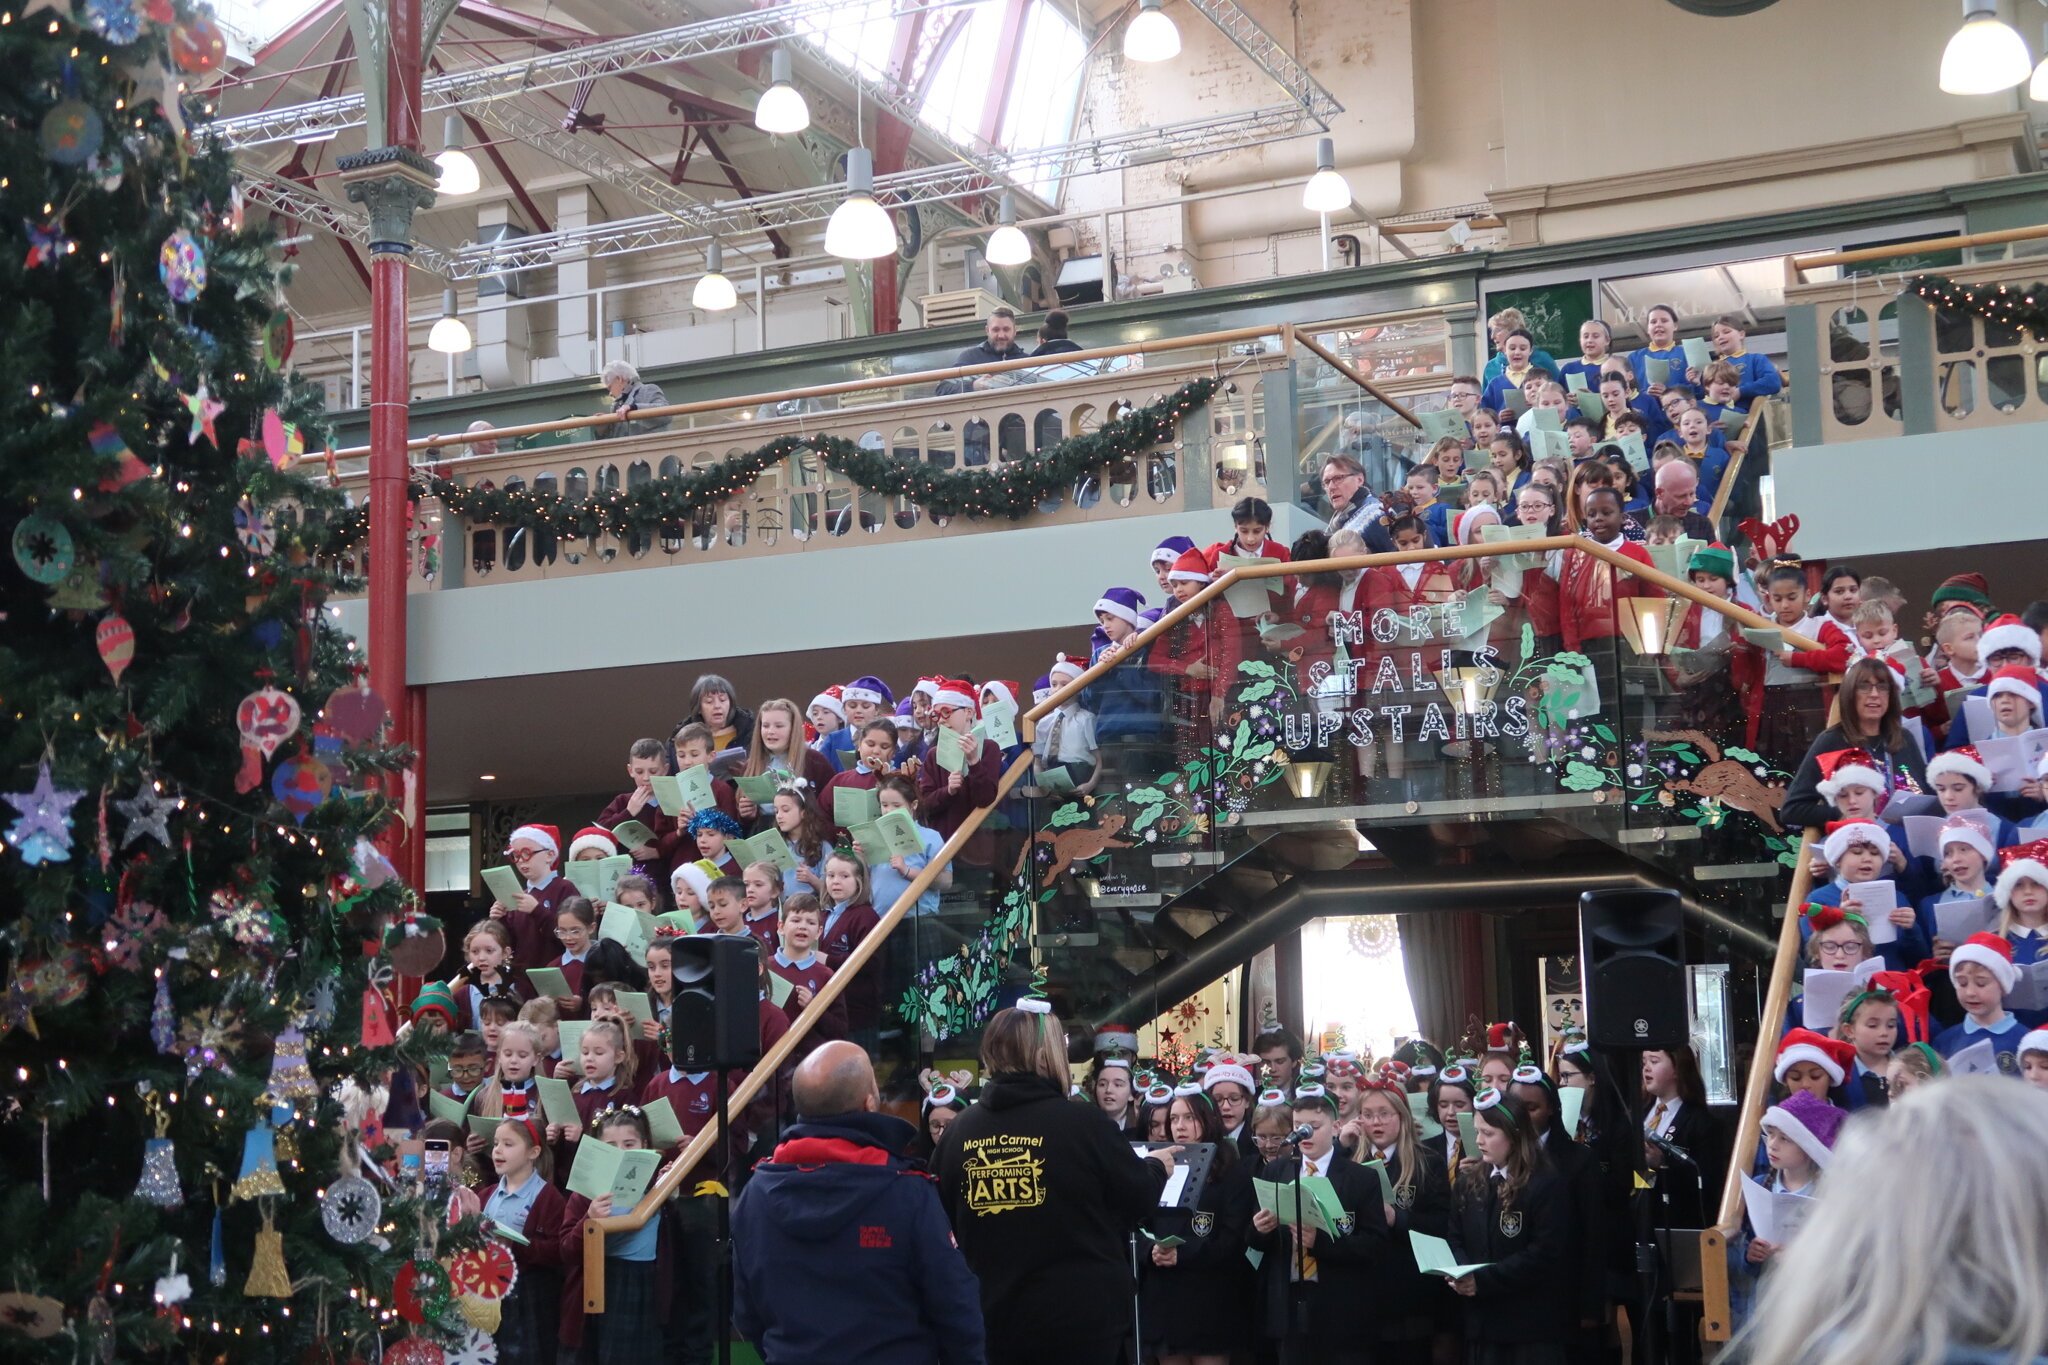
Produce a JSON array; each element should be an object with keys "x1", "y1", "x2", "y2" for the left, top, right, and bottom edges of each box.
[
  {"x1": 1784, "y1": 619, "x2": 1851, "y2": 676},
  {"x1": 1615, "y1": 542, "x2": 1662, "y2": 599}
]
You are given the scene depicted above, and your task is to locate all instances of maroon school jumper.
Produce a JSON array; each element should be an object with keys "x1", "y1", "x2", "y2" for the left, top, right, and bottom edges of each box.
[
  {"x1": 764, "y1": 952, "x2": 848, "y2": 1054},
  {"x1": 917, "y1": 733, "x2": 1000, "y2": 839},
  {"x1": 504, "y1": 872, "x2": 577, "y2": 989},
  {"x1": 818, "y1": 901, "x2": 883, "y2": 1034}
]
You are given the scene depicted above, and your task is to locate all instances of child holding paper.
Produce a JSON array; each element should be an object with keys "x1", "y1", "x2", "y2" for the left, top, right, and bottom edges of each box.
[
  {"x1": 1800, "y1": 819, "x2": 1924, "y2": 970},
  {"x1": 739, "y1": 700, "x2": 835, "y2": 821},
  {"x1": 1917, "y1": 814, "x2": 1999, "y2": 963},
  {"x1": 480, "y1": 1116, "x2": 570, "y2": 1365},
  {"x1": 684, "y1": 810, "x2": 743, "y2": 879},
  {"x1": 584, "y1": 984, "x2": 663, "y2": 1090},
  {"x1": 1704, "y1": 314, "x2": 1782, "y2": 407},
  {"x1": 669, "y1": 722, "x2": 744, "y2": 844},
  {"x1": 1934, "y1": 932, "x2": 2029, "y2": 1071},
  {"x1": 1994, "y1": 840, "x2": 2048, "y2": 1026},
  {"x1": 767, "y1": 894, "x2": 849, "y2": 1051},
  {"x1": 563, "y1": 1106, "x2": 668, "y2": 1365},
  {"x1": 1480, "y1": 329, "x2": 1540, "y2": 415},
  {"x1": 1033, "y1": 656, "x2": 1099, "y2": 793},
  {"x1": 868, "y1": 775, "x2": 948, "y2": 919},
  {"x1": 1247, "y1": 1091, "x2": 1389, "y2": 1361},
  {"x1": 1744, "y1": 564, "x2": 1830, "y2": 771},
  {"x1": 471, "y1": 1020, "x2": 547, "y2": 1149},
  {"x1": 1740, "y1": 1090, "x2": 1835, "y2": 1274},
  {"x1": 1083, "y1": 589, "x2": 1166, "y2": 766},
  {"x1": 1559, "y1": 318, "x2": 1616, "y2": 394},
  {"x1": 1444, "y1": 1090, "x2": 1571, "y2": 1358},
  {"x1": 541, "y1": 899, "x2": 598, "y2": 1018},
  {"x1": 1553, "y1": 487, "x2": 1659, "y2": 657},
  {"x1": 1201, "y1": 495, "x2": 1291, "y2": 571},
  {"x1": 490, "y1": 824, "x2": 578, "y2": 988},
  {"x1": 594, "y1": 741, "x2": 679, "y2": 884},
  {"x1": 453, "y1": 920, "x2": 526, "y2": 1029},
  {"x1": 817, "y1": 849, "x2": 882, "y2": 1044},
  {"x1": 766, "y1": 784, "x2": 831, "y2": 899},
  {"x1": 917, "y1": 679, "x2": 1001, "y2": 841},
  {"x1": 439, "y1": 1032, "x2": 491, "y2": 1107},
  {"x1": 1431, "y1": 1066, "x2": 1478, "y2": 1177},
  {"x1": 566, "y1": 1019, "x2": 641, "y2": 1143},
  {"x1": 822, "y1": 720, "x2": 900, "y2": 818},
  {"x1": 1151, "y1": 548, "x2": 1240, "y2": 735},
  {"x1": 738, "y1": 865, "x2": 781, "y2": 952},
  {"x1": 818, "y1": 676, "x2": 894, "y2": 774},
  {"x1": 1834, "y1": 979, "x2": 1911, "y2": 1110},
  {"x1": 1139, "y1": 1089, "x2": 1254, "y2": 1365}
]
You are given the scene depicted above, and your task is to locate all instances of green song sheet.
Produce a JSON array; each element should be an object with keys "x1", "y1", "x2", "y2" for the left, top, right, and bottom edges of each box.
[
  {"x1": 1409, "y1": 1230, "x2": 1492, "y2": 1280},
  {"x1": 480, "y1": 865, "x2": 525, "y2": 908},
  {"x1": 524, "y1": 966, "x2": 572, "y2": 1000},
  {"x1": 833, "y1": 786, "x2": 880, "y2": 829},
  {"x1": 565, "y1": 1135, "x2": 662, "y2": 1206}
]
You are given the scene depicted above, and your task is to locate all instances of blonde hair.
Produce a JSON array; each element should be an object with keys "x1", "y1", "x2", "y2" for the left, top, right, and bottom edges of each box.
[
  {"x1": 579, "y1": 1017, "x2": 637, "y2": 1090},
  {"x1": 1488, "y1": 307, "x2": 1528, "y2": 333},
  {"x1": 474, "y1": 1021, "x2": 545, "y2": 1117},
  {"x1": 1358, "y1": 1085, "x2": 1421, "y2": 1205},
  {"x1": 980, "y1": 1005, "x2": 1071, "y2": 1085},
  {"x1": 517, "y1": 996, "x2": 559, "y2": 1027},
  {"x1": 744, "y1": 698, "x2": 807, "y2": 776},
  {"x1": 1804, "y1": 915, "x2": 1874, "y2": 967},
  {"x1": 1736, "y1": 1078, "x2": 2048, "y2": 1365}
]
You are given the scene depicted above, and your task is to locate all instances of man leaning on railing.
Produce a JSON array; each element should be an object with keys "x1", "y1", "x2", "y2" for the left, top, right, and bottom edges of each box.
[{"x1": 598, "y1": 360, "x2": 675, "y2": 439}]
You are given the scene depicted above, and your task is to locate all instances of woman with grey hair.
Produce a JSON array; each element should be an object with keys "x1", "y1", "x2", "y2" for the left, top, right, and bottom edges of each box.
[
  {"x1": 1735, "y1": 1077, "x2": 2048, "y2": 1365},
  {"x1": 598, "y1": 360, "x2": 672, "y2": 438}
]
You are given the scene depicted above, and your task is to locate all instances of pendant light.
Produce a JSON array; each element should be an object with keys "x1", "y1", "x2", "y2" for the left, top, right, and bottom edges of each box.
[
  {"x1": 1941, "y1": 1, "x2": 2030, "y2": 94},
  {"x1": 985, "y1": 192, "x2": 1030, "y2": 266},
  {"x1": 434, "y1": 114, "x2": 480, "y2": 197},
  {"x1": 825, "y1": 147, "x2": 898, "y2": 260},
  {"x1": 1301, "y1": 138, "x2": 1351, "y2": 213},
  {"x1": 427, "y1": 289, "x2": 472, "y2": 354},
  {"x1": 1123, "y1": 0, "x2": 1180, "y2": 62},
  {"x1": 693, "y1": 240, "x2": 737, "y2": 311},
  {"x1": 754, "y1": 48, "x2": 810, "y2": 134}
]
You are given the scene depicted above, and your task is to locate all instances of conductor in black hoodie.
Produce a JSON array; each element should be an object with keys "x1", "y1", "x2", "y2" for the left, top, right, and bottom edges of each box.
[{"x1": 935, "y1": 1001, "x2": 1180, "y2": 1365}]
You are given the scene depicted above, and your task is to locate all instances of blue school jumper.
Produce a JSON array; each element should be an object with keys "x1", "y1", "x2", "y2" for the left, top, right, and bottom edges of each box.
[
  {"x1": 1943, "y1": 680, "x2": 2048, "y2": 751},
  {"x1": 1721, "y1": 351, "x2": 1783, "y2": 408},
  {"x1": 1933, "y1": 1013, "x2": 2029, "y2": 1074},
  {"x1": 2008, "y1": 926, "x2": 2048, "y2": 1027},
  {"x1": 1480, "y1": 368, "x2": 1537, "y2": 415},
  {"x1": 1839, "y1": 1059, "x2": 1889, "y2": 1112},
  {"x1": 1801, "y1": 877, "x2": 1928, "y2": 971},
  {"x1": 1630, "y1": 344, "x2": 1695, "y2": 396},
  {"x1": 1417, "y1": 499, "x2": 1451, "y2": 547},
  {"x1": 1483, "y1": 346, "x2": 1557, "y2": 386}
]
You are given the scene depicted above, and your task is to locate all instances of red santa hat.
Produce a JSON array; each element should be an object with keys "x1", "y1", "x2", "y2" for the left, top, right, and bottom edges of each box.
[
  {"x1": 1925, "y1": 744, "x2": 1992, "y2": 792},
  {"x1": 1484, "y1": 1021, "x2": 1521, "y2": 1054},
  {"x1": 1984, "y1": 665, "x2": 2043, "y2": 722},
  {"x1": 1979, "y1": 613, "x2": 2042, "y2": 664},
  {"x1": 911, "y1": 676, "x2": 944, "y2": 701},
  {"x1": 1815, "y1": 747, "x2": 1886, "y2": 804},
  {"x1": 2022, "y1": 1028, "x2": 2048, "y2": 1059},
  {"x1": 929, "y1": 679, "x2": 978, "y2": 714},
  {"x1": 1093, "y1": 1023, "x2": 1138, "y2": 1054},
  {"x1": 568, "y1": 826, "x2": 617, "y2": 861},
  {"x1": 1048, "y1": 653, "x2": 1087, "y2": 685},
  {"x1": 808, "y1": 685, "x2": 846, "y2": 722},
  {"x1": 1167, "y1": 548, "x2": 1213, "y2": 584},
  {"x1": 1950, "y1": 931, "x2": 2020, "y2": 993},
  {"x1": 508, "y1": 824, "x2": 560, "y2": 856},
  {"x1": 1453, "y1": 503, "x2": 1502, "y2": 546},
  {"x1": 1995, "y1": 838, "x2": 2048, "y2": 910},
  {"x1": 1821, "y1": 819, "x2": 1887, "y2": 867},
  {"x1": 981, "y1": 680, "x2": 1021, "y2": 714},
  {"x1": 1773, "y1": 1028, "x2": 1853, "y2": 1087},
  {"x1": 1938, "y1": 813, "x2": 1996, "y2": 866}
]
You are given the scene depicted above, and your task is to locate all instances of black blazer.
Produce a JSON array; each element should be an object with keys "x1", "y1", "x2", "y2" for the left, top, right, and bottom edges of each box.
[
  {"x1": 1248, "y1": 1149, "x2": 1392, "y2": 1345},
  {"x1": 1367, "y1": 1143, "x2": 1454, "y2": 1340},
  {"x1": 1448, "y1": 1163, "x2": 1573, "y2": 1343},
  {"x1": 1642, "y1": 1100, "x2": 1723, "y2": 1229}
]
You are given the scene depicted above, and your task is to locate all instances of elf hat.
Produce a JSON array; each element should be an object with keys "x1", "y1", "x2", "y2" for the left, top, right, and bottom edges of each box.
[
  {"x1": 1931, "y1": 572, "x2": 1994, "y2": 620},
  {"x1": 568, "y1": 826, "x2": 617, "y2": 861},
  {"x1": 1950, "y1": 931, "x2": 2020, "y2": 993},
  {"x1": 2021, "y1": 1028, "x2": 2048, "y2": 1059},
  {"x1": 1202, "y1": 1062, "x2": 1257, "y2": 1096},
  {"x1": 1093, "y1": 586, "x2": 1147, "y2": 628},
  {"x1": 1995, "y1": 838, "x2": 2048, "y2": 910},
  {"x1": 1094, "y1": 1024, "x2": 1138, "y2": 1054},
  {"x1": 1938, "y1": 813, "x2": 1996, "y2": 865},
  {"x1": 1689, "y1": 543, "x2": 1737, "y2": 583},
  {"x1": 1822, "y1": 819, "x2": 1888, "y2": 866},
  {"x1": 911, "y1": 677, "x2": 944, "y2": 702},
  {"x1": 1980, "y1": 614, "x2": 2041, "y2": 664},
  {"x1": 842, "y1": 676, "x2": 895, "y2": 709},
  {"x1": 410, "y1": 982, "x2": 458, "y2": 1028},
  {"x1": 508, "y1": 824, "x2": 560, "y2": 856},
  {"x1": 808, "y1": 685, "x2": 846, "y2": 721},
  {"x1": 1031, "y1": 675, "x2": 1056, "y2": 706},
  {"x1": 1168, "y1": 548, "x2": 1213, "y2": 584},
  {"x1": 1049, "y1": 653, "x2": 1087, "y2": 684},
  {"x1": 1815, "y1": 748, "x2": 1886, "y2": 804},
  {"x1": 669, "y1": 858, "x2": 717, "y2": 907},
  {"x1": 1774, "y1": 1028, "x2": 1853, "y2": 1086},
  {"x1": 1151, "y1": 534, "x2": 1197, "y2": 566},
  {"x1": 1761, "y1": 1090, "x2": 1844, "y2": 1170},
  {"x1": 1926, "y1": 745, "x2": 1992, "y2": 792},
  {"x1": 929, "y1": 679, "x2": 978, "y2": 714}
]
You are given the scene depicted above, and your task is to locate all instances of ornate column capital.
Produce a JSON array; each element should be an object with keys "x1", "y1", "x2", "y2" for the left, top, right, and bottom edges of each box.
[{"x1": 337, "y1": 148, "x2": 441, "y2": 256}]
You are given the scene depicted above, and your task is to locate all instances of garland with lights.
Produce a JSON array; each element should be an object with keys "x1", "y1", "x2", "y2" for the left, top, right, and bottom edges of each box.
[
  {"x1": 322, "y1": 375, "x2": 1221, "y2": 549},
  {"x1": 1903, "y1": 272, "x2": 2048, "y2": 334}
]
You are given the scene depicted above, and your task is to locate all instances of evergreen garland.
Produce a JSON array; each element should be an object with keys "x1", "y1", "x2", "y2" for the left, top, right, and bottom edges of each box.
[
  {"x1": 1903, "y1": 272, "x2": 2048, "y2": 334},
  {"x1": 323, "y1": 375, "x2": 1220, "y2": 549}
]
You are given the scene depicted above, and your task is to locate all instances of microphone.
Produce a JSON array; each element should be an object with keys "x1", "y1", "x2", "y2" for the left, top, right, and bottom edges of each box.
[
  {"x1": 1644, "y1": 1130, "x2": 1697, "y2": 1168},
  {"x1": 1283, "y1": 1124, "x2": 1313, "y2": 1146}
]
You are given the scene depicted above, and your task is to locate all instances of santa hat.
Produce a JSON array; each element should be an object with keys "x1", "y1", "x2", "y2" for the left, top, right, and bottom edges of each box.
[
  {"x1": 1815, "y1": 748, "x2": 1886, "y2": 804},
  {"x1": 1484, "y1": 1021, "x2": 1521, "y2": 1054},
  {"x1": 929, "y1": 679, "x2": 978, "y2": 714},
  {"x1": 1093, "y1": 1024, "x2": 1138, "y2": 1054},
  {"x1": 1930, "y1": 572, "x2": 1994, "y2": 620},
  {"x1": 842, "y1": 676, "x2": 895, "y2": 709},
  {"x1": 1453, "y1": 503, "x2": 1501, "y2": 546},
  {"x1": 1925, "y1": 745, "x2": 1992, "y2": 792},
  {"x1": 1093, "y1": 586, "x2": 1147, "y2": 628},
  {"x1": 1821, "y1": 819, "x2": 1887, "y2": 866},
  {"x1": 1048, "y1": 653, "x2": 1086, "y2": 684},
  {"x1": 1995, "y1": 838, "x2": 2048, "y2": 910},
  {"x1": 911, "y1": 676, "x2": 943, "y2": 702},
  {"x1": 509, "y1": 824, "x2": 560, "y2": 856},
  {"x1": 894, "y1": 697, "x2": 919, "y2": 721},
  {"x1": 981, "y1": 680, "x2": 1020, "y2": 714},
  {"x1": 1950, "y1": 931, "x2": 2021, "y2": 993},
  {"x1": 1167, "y1": 548, "x2": 1213, "y2": 584},
  {"x1": 1774, "y1": 1028, "x2": 1853, "y2": 1086},
  {"x1": 1761, "y1": 1090, "x2": 1844, "y2": 1170},
  {"x1": 1689, "y1": 543, "x2": 1737, "y2": 583},
  {"x1": 1031, "y1": 675, "x2": 1056, "y2": 706},
  {"x1": 1980, "y1": 614, "x2": 2042, "y2": 664},
  {"x1": 568, "y1": 826, "x2": 618, "y2": 861},
  {"x1": 1151, "y1": 534, "x2": 1197, "y2": 566},
  {"x1": 410, "y1": 981, "x2": 458, "y2": 1028},
  {"x1": 1938, "y1": 813, "x2": 1996, "y2": 866},
  {"x1": 808, "y1": 685, "x2": 846, "y2": 721},
  {"x1": 1202, "y1": 1062, "x2": 1257, "y2": 1096},
  {"x1": 669, "y1": 858, "x2": 718, "y2": 907},
  {"x1": 1984, "y1": 664, "x2": 2043, "y2": 719},
  {"x1": 2022, "y1": 1028, "x2": 2048, "y2": 1059}
]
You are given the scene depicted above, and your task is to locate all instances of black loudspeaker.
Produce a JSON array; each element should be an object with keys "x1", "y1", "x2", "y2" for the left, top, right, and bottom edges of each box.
[
  {"x1": 1579, "y1": 888, "x2": 1688, "y2": 1050},
  {"x1": 668, "y1": 933, "x2": 762, "y2": 1070}
]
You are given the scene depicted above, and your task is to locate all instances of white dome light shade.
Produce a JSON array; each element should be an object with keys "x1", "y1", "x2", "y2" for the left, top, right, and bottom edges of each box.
[
  {"x1": 693, "y1": 240, "x2": 737, "y2": 311},
  {"x1": 1302, "y1": 137, "x2": 1351, "y2": 213},
  {"x1": 1123, "y1": 0, "x2": 1179, "y2": 62},
  {"x1": 2030, "y1": 53, "x2": 2048, "y2": 101},
  {"x1": 755, "y1": 49, "x2": 810, "y2": 134},
  {"x1": 435, "y1": 113, "x2": 481, "y2": 196},
  {"x1": 427, "y1": 289, "x2": 472, "y2": 354},
  {"x1": 1940, "y1": 4, "x2": 2030, "y2": 94},
  {"x1": 825, "y1": 147, "x2": 898, "y2": 260},
  {"x1": 986, "y1": 192, "x2": 1030, "y2": 266}
]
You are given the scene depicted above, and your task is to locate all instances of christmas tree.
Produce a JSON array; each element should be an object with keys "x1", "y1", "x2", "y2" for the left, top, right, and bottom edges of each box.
[{"x1": 0, "y1": 5, "x2": 500, "y2": 1362}]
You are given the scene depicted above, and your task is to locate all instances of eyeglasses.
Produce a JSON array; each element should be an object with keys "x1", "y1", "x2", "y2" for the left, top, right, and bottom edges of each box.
[
  {"x1": 1816, "y1": 941, "x2": 1863, "y2": 960},
  {"x1": 506, "y1": 847, "x2": 543, "y2": 862},
  {"x1": 554, "y1": 927, "x2": 587, "y2": 940},
  {"x1": 449, "y1": 1062, "x2": 488, "y2": 1080},
  {"x1": 1320, "y1": 469, "x2": 1362, "y2": 488}
]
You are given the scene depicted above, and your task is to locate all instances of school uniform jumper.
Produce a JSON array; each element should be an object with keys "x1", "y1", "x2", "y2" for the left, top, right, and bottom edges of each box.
[
  {"x1": 1449, "y1": 1164, "x2": 1574, "y2": 1365},
  {"x1": 1139, "y1": 1154, "x2": 1257, "y2": 1358}
]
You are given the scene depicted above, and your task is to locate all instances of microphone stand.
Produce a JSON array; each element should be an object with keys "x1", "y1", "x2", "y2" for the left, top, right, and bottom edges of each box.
[
  {"x1": 1285, "y1": 1128, "x2": 1311, "y2": 1364},
  {"x1": 1644, "y1": 1130, "x2": 1698, "y2": 1356}
]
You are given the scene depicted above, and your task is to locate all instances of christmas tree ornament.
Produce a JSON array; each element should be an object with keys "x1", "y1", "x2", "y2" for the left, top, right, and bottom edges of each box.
[
  {"x1": 169, "y1": 12, "x2": 224, "y2": 71},
  {"x1": 48, "y1": 554, "x2": 106, "y2": 611},
  {"x1": 175, "y1": 1005, "x2": 242, "y2": 1076},
  {"x1": 151, "y1": 971, "x2": 175, "y2": 1052},
  {"x1": 158, "y1": 227, "x2": 206, "y2": 302},
  {"x1": 88, "y1": 149, "x2": 123, "y2": 192},
  {"x1": 394, "y1": 1257, "x2": 454, "y2": 1325},
  {"x1": 262, "y1": 1024, "x2": 317, "y2": 1103},
  {"x1": 235, "y1": 495, "x2": 275, "y2": 556},
  {"x1": 306, "y1": 977, "x2": 338, "y2": 1030},
  {"x1": 114, "y1": 780, "x2": 176, "y2": 847},
  {"x1": 383, "y1": 910, "x2": 447, "y2": 977},
  {"x1": 386, "y1": 1337, "x2": 445, "y2": 1365},
  {"x1": 22, "y1": 218, "x2": 71, "y2": 269},
  {"x1": 320, "y1": 1173, "x2": 381, "y2": 1245},
  {"x1": 0, "y1": 1292, "x2": 66, "y2": 1339},
  {"x1": 183, "y1": 381, "x2": 224, "y2": 446},
  {"x1": 273, "y1": 750, "x2": 331, "y2": 822},
  {"x1": 12, "y1": 512, "x2": 74, "y2": 583},
  {"x1": 103, "y1": 896, "x2": 166, "y2": 969},
  {"x1": 152, "y1": 1255, "x2": 191, "y2": 1309},
  {"x1": 321, "y1": 679, "x2": 389, "y2": 746},
  {"x1": 359, "y1": 982, "x2": 395, "y2": 1046},
  {"x1": 244, "y1": 1206, "x2": 291, "y2": 1297},
  {"x1": 86, "y1": 1292, "x2": 114, "y2": 1364},
  {"x1": 4, "y1": 761, "x2": 84, "y2": 865},
  {"x1": 96, "y1": 612, "x2": 135, "y2": 682},
  {"x1": 448, "y1": 1243, "x2": 517, "y2": 1302},
  {"x1": 209, "y1": 1205, "x2": 226, "y2": 1286},
  {"x1": 237, "y1": 681, "x2": 301, "y2": 759},
  {"x1": 40, "y1": 98, "x2": 104, "y2": 165},
  {"x1": 263, "y1": 307, "x2": 294, "y2": 370},
  {"x1": 232, "y1": 1109, "x2": 285, "y2": 1201},
  {"x1": 134, "y1": 1089, "x2": 182, "y2": 1206},
  {"x1": 208, "y1": 888, "x2": 276, "y2": 946},
  {"x1": 352, "y1": 835, "x2": 398, "y2": 889},
  {"x1": 455, "y1": 1297, "x2": 500, "y2": 1336},
  {"x1": 82, "y1": 0, "x2": 143, "y2": 44},
  {"x1": 92, "y1": 421, "x2": 154, "y2": 490}
]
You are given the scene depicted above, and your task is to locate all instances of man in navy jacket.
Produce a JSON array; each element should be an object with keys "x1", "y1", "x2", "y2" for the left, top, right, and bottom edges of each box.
[{"x1": 732, "y1": 1041, "x2": 986, "y2": 1365}]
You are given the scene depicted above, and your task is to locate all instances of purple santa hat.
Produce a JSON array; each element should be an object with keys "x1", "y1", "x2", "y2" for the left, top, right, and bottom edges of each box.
[
  {"x1": 1151, "y1": 534, "x2": 1197, "y2": 567},
  {"x1": 1761, "y1": 1089, "x2": 1844, "y2": 1169},
  {"x1": 1032, "y1": 674, "x2": 1056, "y2": 705},
  {"x1": 1093, "y1": 586, "x2": 1147, "y2": 628},
  {"x1": 842, "y1": 675, "x2": 895, "y2": 709}
]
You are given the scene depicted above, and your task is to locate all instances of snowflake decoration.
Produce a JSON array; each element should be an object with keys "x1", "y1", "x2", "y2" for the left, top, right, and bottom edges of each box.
[
  {"x1": 175, "y1": 1006, "x2": 241, "y2": 1077},
  {"x1": 114, "y1": 781, "x2": 179, "y2": 848}
]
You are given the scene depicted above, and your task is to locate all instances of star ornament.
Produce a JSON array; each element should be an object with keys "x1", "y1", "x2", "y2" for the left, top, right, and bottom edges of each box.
[
  {"x1": 115, "y1": 780, "x2": 178, "y2": 847},
  {"x1": 184, "y1": 382, "x2": 224, "y2": 447},
  {"x1": 4, "y1": 762, "x2": 84, "y2": 865}
]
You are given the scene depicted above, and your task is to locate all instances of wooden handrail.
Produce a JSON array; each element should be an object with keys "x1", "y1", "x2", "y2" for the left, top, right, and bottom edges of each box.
[
  {"x1": 1286, "y1": 323, "x2": 1423, "y2": 427},
  {"x1": 337, "y1": 322, "x2": 1288, "y2": 460},
  {"x1": 1784, "y1": 222, "x2": 2048, "y2": 285},
  {"x1": 579, "y1": 528, "x2": 1819, "y2": 1308}
]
